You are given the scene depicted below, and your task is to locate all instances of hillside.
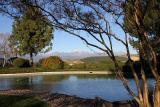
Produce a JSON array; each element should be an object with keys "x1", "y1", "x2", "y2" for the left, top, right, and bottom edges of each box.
[
  {"x1": 81, "y1": 56, "x2": 128, "y2": 62},
  {"x1": 63, "y1": 56, "x2": 128, "y2": 71}
]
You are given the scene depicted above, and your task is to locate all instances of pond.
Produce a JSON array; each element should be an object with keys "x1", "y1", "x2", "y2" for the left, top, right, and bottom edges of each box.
[{"x1": 0, "y1": 74, "x2": 154, "y2": 101}]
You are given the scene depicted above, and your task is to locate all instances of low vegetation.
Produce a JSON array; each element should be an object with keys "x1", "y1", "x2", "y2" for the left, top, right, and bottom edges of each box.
[
  {"x1": 40, "y1": 56, "x2": 64, "y2": 70},
  {"x1": 122, "y1": 59, "x2": 160, "y2": 78},
  {"x1": 0, "y1": 95, "x2": 48, "y2": 107},
  {"x1": 0, "y1": 56, "x2": 127, "y2": 73},
  {"x1": 13, "y1": 58, "x2": 30, "y2": 68}
]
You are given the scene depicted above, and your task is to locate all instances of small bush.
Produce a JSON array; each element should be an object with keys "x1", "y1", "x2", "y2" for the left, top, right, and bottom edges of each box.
[
  {"x1": 13, "y1": 58, "x2": 30, "y2": 68},
  {"x1": 71, "y1": 63, "x2": 86, "y2": 69},
  {"x1": 40, "y1": 56, "x2": 64, "y2": 70},
  {"x1": 63, "y1": 63, "x2": 72, "y2": 69},
  {"x1": 33, "y1": 62, "x2": 41, "y2": 67},
  {"x1": 39, "y1": 58, "x2": 45, "y2": 64}
]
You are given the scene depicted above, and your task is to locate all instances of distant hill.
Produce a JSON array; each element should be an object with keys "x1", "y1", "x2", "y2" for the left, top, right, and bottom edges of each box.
[
  {"x1": 2, "y1": 50, "x2": 137, "y2": 62},
  {"x1": 72, "y1": 56, "x2": 128, "y2": 71},
  {"x1": 53, "y1": 51, "x2": 107, "y2": 60},
  {"x1": 21, "y1": 51, "x2": 107, "y2": 62},
  {"x1": 81, "y1": 56, "x2": 128, "y2": 63}
]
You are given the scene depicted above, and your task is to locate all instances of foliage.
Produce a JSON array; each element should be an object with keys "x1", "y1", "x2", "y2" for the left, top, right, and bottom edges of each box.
[
  {"x1": 82, "y1": 56, "x2": 127, "y2": 62},
  {"x1": 13, "y1": 58, "x2": 30, "y2": 68},
  {"x1": 0, "y1": 95, "x2": 48, "y2": 107},
  {"x1": 40, "y1": 56, "x2": 64, "y2": 70},
  {"x1": 122, "y1": 61, "x2": 141, "y2": 77},
  {"x1": 122, "y1": 60, "x2": 159, "y2": 78},
  {"x1": 0, "y1": 33, "x2": 14, "y2": 67},
  {"x1": 9, "y1": 6, "x2": 53, "y2": 65},
  {"x1": 81, "y1": 56, "x2": 125, "y2": 70},
  {"x1": 39, "y1": 58, "x2": 45, "y2": 64},
  {"x1": 63, "y1": 56, "x2": 125, "y2": 71},
  {"x1": 70, "y1": 63, "x2": 86, "y2": 70},
  {"x1": 63, "y1": 62, "x2": 72, "y2": 69},
  {"x1": 0, "y1": 67, "x2": 51, "y2": 74},
  {"x1": 1, "y1": 1, "x2": 160, "y2": 106},
  {"x1": 123, "y1": 0, "x2": 160, "y2": 51}
]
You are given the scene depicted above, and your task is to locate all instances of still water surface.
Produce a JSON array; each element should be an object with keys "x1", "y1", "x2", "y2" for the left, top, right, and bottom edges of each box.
[{"x1": 0, "y1": 74, "x2": 154, "y2": 101}]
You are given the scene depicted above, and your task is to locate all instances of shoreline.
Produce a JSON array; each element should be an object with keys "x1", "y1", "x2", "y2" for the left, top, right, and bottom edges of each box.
[
  {"x1": 0, "y1": 89, "x2": 137, "y2": 107},
  {"x1": 0, "y1": 71, "x2": 113, "y2": 77}
]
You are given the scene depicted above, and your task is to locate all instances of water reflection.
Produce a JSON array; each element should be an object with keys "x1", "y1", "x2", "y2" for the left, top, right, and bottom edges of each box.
[{"x1": 0, "y1": 74, "x2": 154, "y2": 101}]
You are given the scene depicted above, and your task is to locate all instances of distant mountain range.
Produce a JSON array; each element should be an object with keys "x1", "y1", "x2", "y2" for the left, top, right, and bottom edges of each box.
[
  {"x1": 0, "y1": 51, "x2": 129, "y2": 62},
  {"x1": 52, "y1": 51, "x2": 107, "y2": 60},
  {"x1": 81, "y1": 56, "x2": 128, "y2": 62},
  {"x1": 33, "y1": 51, "x2": 128, "y2": 61},
  {"x1": 23, "y1": 51, "x2": 107, "y2": 62}
]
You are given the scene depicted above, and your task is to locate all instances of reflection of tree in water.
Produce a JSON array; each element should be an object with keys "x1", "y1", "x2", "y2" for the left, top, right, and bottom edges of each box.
[
  {"x1": 75, "y1": 74, "x2": 116, "y2": 80},
  {"x1": 42, "y1": 75, "x2": 116, "y2": 82},
  {"x1": 11, "y1": 77, "x2": 34, "y2": 89},
  {"x1": 8, "y1": 76, "x2": 70, "y2": 91},
  {"x1": 42, "y1": 75, "x2": 69, "y2": 82}
]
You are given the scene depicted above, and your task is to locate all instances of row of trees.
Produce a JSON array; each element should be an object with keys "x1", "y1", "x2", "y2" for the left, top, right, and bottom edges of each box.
[{"x1": 0, "y1": 0, "x2": 160, "y2": 107}]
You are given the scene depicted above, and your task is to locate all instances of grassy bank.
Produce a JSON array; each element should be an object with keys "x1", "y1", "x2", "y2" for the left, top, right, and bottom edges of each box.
[
  {"x1": 0, "y1": 56, "x2": 126, "y2": 74},
  {"x1": 0, "y1": 94, "x2": 48, "y2": 107},
  {"x1": 0, "y1": 67, "x2": 48, "y2": 74},
  {"x1": 0, "y1": 67, "x2": 114, "y2": 74},
  {"x1": 0, "y1": 62, "x2": 124, "y2": 74}
]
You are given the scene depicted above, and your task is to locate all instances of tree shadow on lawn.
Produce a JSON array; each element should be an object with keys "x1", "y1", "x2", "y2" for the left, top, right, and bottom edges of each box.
[{"x1": 0, "y1": 94, "x2": 48, "y2": 107}]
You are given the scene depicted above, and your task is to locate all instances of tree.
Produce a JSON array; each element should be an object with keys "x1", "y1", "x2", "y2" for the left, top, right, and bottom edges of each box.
[
  {"x1": 123, "y1": 0, "x2": 160, "y2": 59},
  {"x1": 40, "y1": 56, "x2": 64, "y2": 70},
  {"x1": 122, "y1": 0, "x2": 160, "y2": 106},
  {"x1": 0, "y1": 33, "x2": 13, "y2": 67},
  {"x1": 28, "y1": 1, "x2": 160, "y2": 106},
  {"x1": 0, "y1": 0, "x2": 160, "y2": 106},
  {"x1": 9, "y1": 6, "x2": 53, "y2": 66}
]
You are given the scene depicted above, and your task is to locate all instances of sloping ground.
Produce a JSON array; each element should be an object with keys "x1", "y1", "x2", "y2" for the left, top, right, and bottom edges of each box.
[
  {"x1": 0, "y1": 90, "x2": 48, "y2": 107},
  {"x1": 81, "y1": 56, "x2": 128, "y2": 62},
  {"x1": 38, "y1": 93, "x2": 138, "y2": 107},
  {"x1": 0, "y1": 89, "x2": 138, "y2": 107}
]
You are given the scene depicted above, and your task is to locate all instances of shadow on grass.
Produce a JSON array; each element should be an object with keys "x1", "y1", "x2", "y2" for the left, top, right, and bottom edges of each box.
[{"x1": 0, "y1": 95, "x2": 49, "y2": 107}]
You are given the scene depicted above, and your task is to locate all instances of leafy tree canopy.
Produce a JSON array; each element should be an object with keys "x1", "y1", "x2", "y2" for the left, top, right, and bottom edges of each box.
[
  {"x1": 9, "y1": 6, "x2": 53, "y2": 64},
  {"x1": 123, "y1": 0, "x2": 160, "y2": 51}
]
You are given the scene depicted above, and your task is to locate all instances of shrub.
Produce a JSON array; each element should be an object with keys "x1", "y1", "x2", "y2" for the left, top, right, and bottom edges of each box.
[
  {"x1": 122, "y1": 60, "x2": 142, "y2": 77},
  {"x1": 63, "y1": 63, "x2": 72, "y2": 69},
  {"x1": 71, "y1": 63, "x2": 86, "y2": 69},
  {"x1": 33, "y1": 62, "x2": 41, "y2": 67},
  {"x1": 39, "y1": 58, "x2": 45, "y2": 64},
  {"x1": 13, "y1": 58, "x2": 30, "y2": 68},
  {"x1": 40, "y1": 56, "x2": 64, "y2": 70}
]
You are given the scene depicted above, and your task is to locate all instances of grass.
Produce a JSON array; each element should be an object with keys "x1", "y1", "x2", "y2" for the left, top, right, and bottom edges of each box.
[
  {"x1": 0, "y1": 63, "x2": 124, "y2": 74},
  {"x1": 0, "y1": 56, "x2": 126, "y2": 73},
  {"x1": 0, "y1": 95, "x2": 49, "y2": 107},
  {"x1": 81, "y1": 56, "x2": 127, "y2": 62},
  {"x1": 0, "y1": 67, "x2": 49, "y2": 74}
]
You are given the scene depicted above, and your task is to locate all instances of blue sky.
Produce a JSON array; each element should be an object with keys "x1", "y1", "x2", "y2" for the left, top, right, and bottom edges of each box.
[{"x1": 0, "y1": 15, "x2": 136, "y2": 54}]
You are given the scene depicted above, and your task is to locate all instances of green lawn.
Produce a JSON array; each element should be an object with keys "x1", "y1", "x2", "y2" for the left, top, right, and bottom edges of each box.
[{"x1": 0, "y1": 95, "x2": 49, "y2": 107}]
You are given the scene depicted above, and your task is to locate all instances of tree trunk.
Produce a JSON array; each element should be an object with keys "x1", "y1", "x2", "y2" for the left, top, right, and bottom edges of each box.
[
  {"x1": 2, "y1": 55, "x2": 6, "y2": 67},
  {"x1": 30, "y1": 52, "x2": 33, "y2": 66},
  {"x1": 153, "y1": 78, "x2": 160, "y2": 107}
]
